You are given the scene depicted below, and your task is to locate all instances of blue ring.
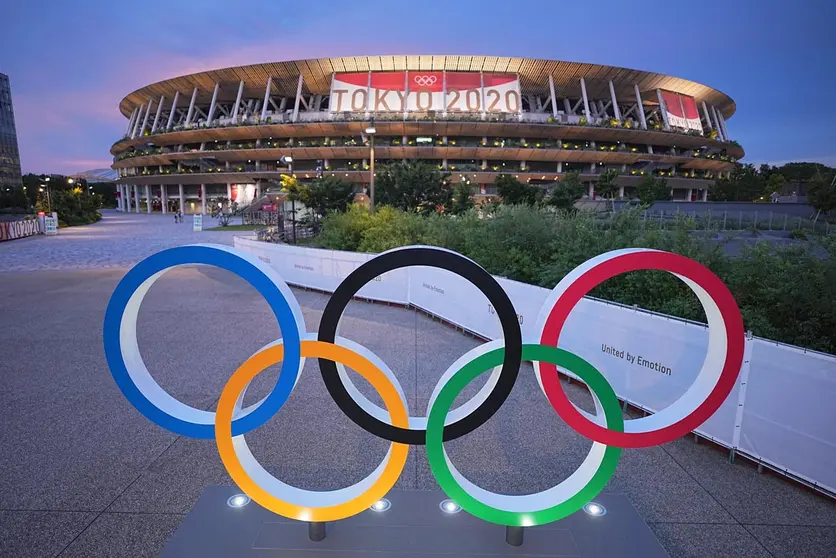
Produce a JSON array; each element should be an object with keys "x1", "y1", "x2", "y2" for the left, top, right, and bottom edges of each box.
[{"x1": 103, "y1": 245, "x2": 302, "y2": 438}]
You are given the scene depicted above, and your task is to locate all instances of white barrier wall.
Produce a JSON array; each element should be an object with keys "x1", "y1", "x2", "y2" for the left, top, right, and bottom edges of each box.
[{"x1": 233, "y1": 237, "x2": 836, "y2": 495}]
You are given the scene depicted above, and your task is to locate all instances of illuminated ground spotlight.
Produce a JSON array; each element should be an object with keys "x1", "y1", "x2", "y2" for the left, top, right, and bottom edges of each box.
[
  {"x1": 227, "y1": 494, "x2": 251, "y2": 508},
  {"x1": 370, "y1": 498, "x2": 391, "y2": 512},
  {"x1": 440, "y1": 499, "x2": 462, "y2": 514},
  {"x1": 583, "y1": 502, "x2": 606, "y2": 516}
]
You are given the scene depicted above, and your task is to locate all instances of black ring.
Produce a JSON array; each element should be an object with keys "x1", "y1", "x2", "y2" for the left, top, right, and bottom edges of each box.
[{"x1": 318, "y1": 246, "x2": 523, "y2": 444}]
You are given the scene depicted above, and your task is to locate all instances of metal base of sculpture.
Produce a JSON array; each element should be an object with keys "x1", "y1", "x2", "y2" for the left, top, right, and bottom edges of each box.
[{"x1": 160, "y1": 486, "x2": 669, "y2": 557}]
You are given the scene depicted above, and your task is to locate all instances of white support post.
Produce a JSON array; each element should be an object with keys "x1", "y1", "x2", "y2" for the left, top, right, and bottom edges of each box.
[
  {"x1": 125, "y1": 107, "x2": 139, "y2": 136},
  {"x1": 634, "y1": 85, "x2": 647, "y2": 129},
  {"x1": 609, "y1": 81, "x2": 621, "y2": 120},
  {"x1": 480, "y1": 72, "x2": 487, "y2": 120},
  {"x1": 563, "y1": 98, "x2": 572, "y2": 115},
  {"x1": 200, "y1": 184, "x2": 207, "y2": 215},
  {"x1": 548, "y1": 75, "x2": 558, "y2": 118},
  {"x1": 618, "y1": 185, "x2": 625, "y2": 199},
  {"x1": 134, "y1": 185, "x2": 140, "y2": 213},
  {"x1": 701, "y1": 100, "x2": 714, "y2": 131},
  {"x1": 580, "y1": 77, "x2": 592, "y2": 122},
  {"x1": 231, "y1": 80, "x2": 244, "y2": 123},
  {"x1": 718, "y1": 110, "x2": 730, "y2": 141},
  {"x1": 261, "y1": 76, "x2": 272, "y2": 121},
  {"x1": 656, "y1": 89, "x2": 671, "y2": 130},
  {"x1": 151, "y1": 95, "x2": 165, "y2": 133},
  {"x1": 710, "y1": 105, "x2": 725, "y2": 141},
  {"x1": 179, "y1": 184, "x2": 185, "y2": 214},
  {"x1": 226, "y1": 183, "x2": 232, "y2": 201},
  {"x1": 161, "y1": 185, "x2": 168, "y2": 214},
  {"x1": 144, "y1": 185, "x2": 151, "y2": 214},
  {"x1": 166, "y1": 91, "x2": 180, "y2": 130},
  {"x1": 588, "y1": 183, "x2": 595, "y2": 198},
  {"x1": 292, "y1": 74, "x2": 304, "y2": 122},
  {"x1": 185, "y1": 87, "x2": 199, "y2": 125},
  {"x1": 131, "y1": 104, "x2": 145, "y2": 138},
  {"x1": 138, "y1": 100, "x2": 153, "y2": 137},
  {"x1": 686, "y1": 188, "x2": 693, "y2": 201},
  {"x1": 206, "y1": 82, "x2": 220, "y2": 125},
  {"x1": 255, "y1": 182, "x2": 262, "y2": 200},
  {"x1": 702, "y1": 188, "x2": 708, "y2": 202}
]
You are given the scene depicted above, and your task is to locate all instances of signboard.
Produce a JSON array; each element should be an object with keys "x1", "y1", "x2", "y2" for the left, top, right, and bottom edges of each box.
[
  {"x1": 44, "y1": 216, "x2": 58, "y2": 236},
  {"x1": 193, "y1": 214, "x2": 203, "y2": 231},
  {"x1": 660, "y1": 90, "x2": 703, "y2": 134},
  {"x1": 329, "y1": 71, "x2": 521, "y2": 114}
]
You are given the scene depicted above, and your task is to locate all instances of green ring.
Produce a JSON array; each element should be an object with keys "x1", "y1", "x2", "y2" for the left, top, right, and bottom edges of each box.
[{"x1": 425, "y1": 343, "x2": 623, "y2": 526}]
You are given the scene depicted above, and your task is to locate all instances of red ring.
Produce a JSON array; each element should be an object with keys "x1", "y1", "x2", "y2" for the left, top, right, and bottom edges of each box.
[{"x1": 539, "y1": 251, "x2": 744, "y2": 448}]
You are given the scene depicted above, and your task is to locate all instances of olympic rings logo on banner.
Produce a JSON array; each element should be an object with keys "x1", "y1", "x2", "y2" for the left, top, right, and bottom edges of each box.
[
  {"x1": 103, "y1": 244, "x2": 744, "y2": 527},
  {"x1": 413, "y1": 75, "x2": 437, "y2": 87}
]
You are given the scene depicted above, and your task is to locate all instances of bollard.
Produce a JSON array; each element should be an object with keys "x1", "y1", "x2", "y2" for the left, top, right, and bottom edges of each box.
[
  {"x1": 308, "y1": 522, "x2": 326, "y2": 542},
  {"x1": 506, "y1": 526, "x2": 524, "y2": 547}
]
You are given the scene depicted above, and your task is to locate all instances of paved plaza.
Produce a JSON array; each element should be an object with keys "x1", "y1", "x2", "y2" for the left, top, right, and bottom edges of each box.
[{"x1": 1, "y1": 211, "x2": 834, "y2": 557}]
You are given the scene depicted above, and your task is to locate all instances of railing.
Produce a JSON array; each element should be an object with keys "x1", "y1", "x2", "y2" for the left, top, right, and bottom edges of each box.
[{"x1": 117, "y1": 110, "x2": 742, "y2": 149}]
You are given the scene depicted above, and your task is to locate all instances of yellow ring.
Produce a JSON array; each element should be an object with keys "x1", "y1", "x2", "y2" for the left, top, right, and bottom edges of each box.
[{"x1": 215, "y1": 339, "x2": 410, "y2": 522}]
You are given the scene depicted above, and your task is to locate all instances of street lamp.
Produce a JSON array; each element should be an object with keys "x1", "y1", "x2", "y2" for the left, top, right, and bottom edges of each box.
[{"x1": 365, "y1": 119, "x2": 376, "y2": 214}]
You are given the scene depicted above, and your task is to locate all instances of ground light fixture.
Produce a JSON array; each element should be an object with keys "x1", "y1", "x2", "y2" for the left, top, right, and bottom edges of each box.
[
  {"x1": 369, "y1": 498, "x2": 391, "y2": 512},
  {"x1": 440, "y1": 499, "x2": 462, "y2": 514},
  {"x1": 227, "y1": 494, "x2": 251, "y2": 508},
  {"x1": 583, "y1": 502, "x2": 606, "y2": 517}
]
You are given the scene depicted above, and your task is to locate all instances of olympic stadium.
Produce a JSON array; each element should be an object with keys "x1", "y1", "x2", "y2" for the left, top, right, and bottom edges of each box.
[{"x1": 110, "y1": 55, "x2": 743, "y2": 214}]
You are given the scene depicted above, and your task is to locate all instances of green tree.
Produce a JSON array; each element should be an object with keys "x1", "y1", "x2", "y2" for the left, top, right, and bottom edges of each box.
[
  {"x1": 807, "y1": 170, "x2": 836, "y2": 223},
  {"x1": 595, "y1": 169, "x2": 620, "y2": 201},
  {"x1": 711, "y1": 164, "x2": 766, "y2": 201},
  {"x1": 448, "y1": 181, "x2": 474, "y2": 215},
  {"x1": 302, "y1": 176, "x2": 356, "y2": 222},
  {"x1": 635, "y1": 175, "x2": 671, "y2": 205},
  {"x1": 279, "y1": 174, "x2": 307, "y2": 243},
  {"x1": 495, "y1": 174, "x2": 542, "y2": 205},
  {"x1": 547, "y1": 172, "x2": 584, "y2": 210},
  {"x1": 376, "y1": 161, "x2": 452, "y2": 214},
  {"x1": 764, "y1": 173, "x2": 786, "y2": 198}
]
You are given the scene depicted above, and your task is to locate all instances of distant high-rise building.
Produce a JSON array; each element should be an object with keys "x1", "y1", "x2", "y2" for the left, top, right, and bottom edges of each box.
[{"x1": 0, "y1": 73, "x2": 22, "y2": 191}]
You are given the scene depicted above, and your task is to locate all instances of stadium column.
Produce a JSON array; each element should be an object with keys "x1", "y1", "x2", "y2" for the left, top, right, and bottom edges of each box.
[
  {"x1": 151, "y1": 95, "x2": 165, "y2": 133},
  {"x1": 619, "y1": 185, "x2": 625, "y2": 199},
  {"x1": 232, "y1": 81, "x2": 245, "y2": 123},
  {"x1": 145, "y1": 185, "x2": 151, "y2": 214},
  {"x1": 134, "y1": 185, "x2": 141, "y2": 213},
  {"x1": 656, "y1": 89, "x2": 671, "y2": 131},
  {"x1": 701, "y1": 101, "x2": 714, "y2": 133},
  {"x1": 261, "y1": 76, "x2": 272, "y2": 121},
  {"x1": 131, "y1": 104, "x2": 145, "y2": 139},
  {"x1": 292, "y1": 74, "x2": 304, "y2": 122},
  {"x1": 166, "y1": 91, "x2": 180, "y2": 130},
  {"x1": 608, "y1": 81, "x2": 621, "y2": 120},
  {"x1": 255, "y1": 182, "x2": 262, "y2": 200},
  {"x1": 702, "y1": 189, "x2": 708, "y2": 202},
  {"x1": 634, "y1": 84, "x2": 648, "y2": 129},
  {"x1": 185, "y1": 87, "x2": 199, "y2": 125},
  {"x1": 179, "y1": 185, "x2": 185, "y2": 214},
  {"x1": 138, "y1": 99, "x2": 154, "y2": 137},
  {"x1": 548, "y1": 75, "x2": 558, "y2": 118},
  {"x1": 686, "y1": 188, "x2": 693, "y2": 202},
  {"x1": 588, "y1": 183, "x2": 595, "y2": 199},
  {"x1": 201, "y1": 184, "x2": 207, "y2": 215},
  {"x1": 227, "y1": 184, "x2": 232, "y2": 202},
  {"x1": 579, "y1": 77, "x2": 592, "y2": 122},
  {"x1": 717, "y1": 111, "x2": 730, "y2": 141},
  {"x1": 207, "y1": 83, "x2": 220, "y2": 125},
  {"x1": 710, "y1": 105, "x2": 725, "y2": 141},
  {"x1": 161, "y1": 185, "x2": 167, "y2": 214},
  {"x1": 125, "y1": 107, "x2": 138, "y2": 137}
]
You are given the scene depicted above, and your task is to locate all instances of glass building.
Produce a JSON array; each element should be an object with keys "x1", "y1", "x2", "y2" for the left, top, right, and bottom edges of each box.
[{"x1": 0, "y1": 72, "x2": 22, "y2": 191}]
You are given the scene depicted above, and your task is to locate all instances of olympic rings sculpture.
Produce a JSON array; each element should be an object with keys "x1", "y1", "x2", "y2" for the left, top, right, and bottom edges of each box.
[{"x1": 103, "y1": 244, "x2": 744, "y2": 527}]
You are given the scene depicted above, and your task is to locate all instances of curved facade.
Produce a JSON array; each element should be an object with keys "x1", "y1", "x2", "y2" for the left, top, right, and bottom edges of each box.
[{"x1": 111, "y1": 55, "x2": 742, "y2": 214}]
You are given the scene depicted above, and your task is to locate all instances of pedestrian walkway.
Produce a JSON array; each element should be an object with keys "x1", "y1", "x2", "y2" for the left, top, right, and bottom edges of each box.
[{"x1": 0, "y1": 210, "x2": 242, "y2": 272}]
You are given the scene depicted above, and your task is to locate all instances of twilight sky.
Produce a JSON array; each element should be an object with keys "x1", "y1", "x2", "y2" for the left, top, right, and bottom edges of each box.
[{"x1": 1, "y1": 0, "x2": 834, "y2": 175}]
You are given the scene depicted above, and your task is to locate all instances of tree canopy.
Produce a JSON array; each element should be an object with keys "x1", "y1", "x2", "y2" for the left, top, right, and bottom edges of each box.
[
  {"x1": 635, "y1": 175, "x2": 671, "y2": 205},
  {"x1": 375, "y1": 161, "x2": 452, "y2": 214},
  {"x1": 495, "y1": 174, "x2": 542, "y2": 205},
  {"x1": 546, "y1": 172, "x2": 584, "y2": 210}
]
